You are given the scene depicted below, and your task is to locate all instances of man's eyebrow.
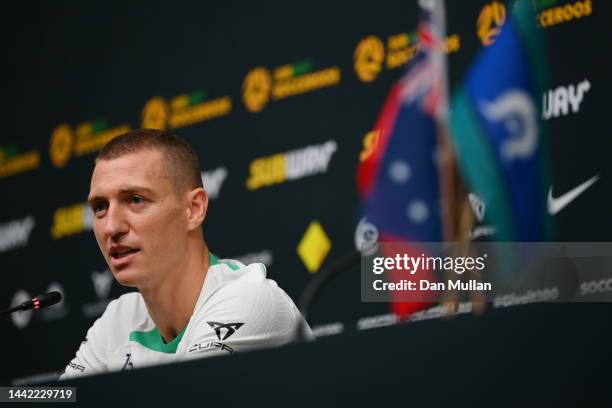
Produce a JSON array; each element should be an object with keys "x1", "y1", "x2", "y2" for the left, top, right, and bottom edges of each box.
[
  {"x1": 117, "y1": 186, "x2": 156, "y2": 195},
  {"x1": 87, "y1": 196, "x2": 100, "y2": 207}
]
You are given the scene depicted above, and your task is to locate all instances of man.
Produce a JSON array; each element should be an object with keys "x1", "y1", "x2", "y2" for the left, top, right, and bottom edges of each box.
[{"x1": 60, "y1": 129, "x2": 312, "y2": 379}]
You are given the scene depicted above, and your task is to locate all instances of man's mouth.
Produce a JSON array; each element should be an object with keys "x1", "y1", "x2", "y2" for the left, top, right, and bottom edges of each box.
[{"x1": 110, "y1": 247, "x2": 140, "y2": 259}]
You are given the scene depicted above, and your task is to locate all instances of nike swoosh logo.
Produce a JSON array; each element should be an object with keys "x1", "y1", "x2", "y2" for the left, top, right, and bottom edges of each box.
[{"x1": 548, "y1": 175, "x2": 600, "y2": 215}]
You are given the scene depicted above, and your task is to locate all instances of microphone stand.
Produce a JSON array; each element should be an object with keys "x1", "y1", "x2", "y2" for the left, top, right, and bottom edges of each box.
[
  {"x1": 0, "y1": 305, "x2": 23, "y2": 316},
  {"x1": 295, "y1": 249, "x2": 362, "y2": 342}
]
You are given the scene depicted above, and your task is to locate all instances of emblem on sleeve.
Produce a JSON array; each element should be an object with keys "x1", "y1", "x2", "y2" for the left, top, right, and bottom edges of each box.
[{"x1": 207, "y1": 321, "x2": 244, "y2": 340}]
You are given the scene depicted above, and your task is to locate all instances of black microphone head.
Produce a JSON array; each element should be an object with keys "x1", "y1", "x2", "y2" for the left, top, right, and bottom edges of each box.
[
  {"x1": 2, "y1": 291, "x2": 64, "y2": 315},
  {"x1": 35, "y1": 291, "x2": 63, "y2": 308}
]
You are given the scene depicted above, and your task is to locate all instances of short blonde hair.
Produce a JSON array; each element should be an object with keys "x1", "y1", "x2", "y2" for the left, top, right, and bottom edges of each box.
[{"x1": 96, "y1": 129, "x2": 203, "y2": 194}]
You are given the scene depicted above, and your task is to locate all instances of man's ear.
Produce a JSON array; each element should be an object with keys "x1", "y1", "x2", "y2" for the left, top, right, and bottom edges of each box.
[{"x1": 186, "y1": 187, "x2": 208, "y2": 231}]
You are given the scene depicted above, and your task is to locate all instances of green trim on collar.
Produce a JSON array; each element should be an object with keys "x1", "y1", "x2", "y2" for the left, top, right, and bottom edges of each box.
[
  {"x1": 128, "y1": 252, "x2": 238, "y2": 353},
  {"x1": 209, "y1": 252, "x2": 239, "y2": 271},
  {"x1": 209, "y1": 252, "x2": 219, "y2": 266},
  {"x1": 129, "y1": 325, "x2": 187, "y2": 354}
]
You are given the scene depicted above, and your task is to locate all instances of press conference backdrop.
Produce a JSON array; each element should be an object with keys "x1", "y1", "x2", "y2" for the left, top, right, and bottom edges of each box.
[{"x1": 1, "y1": 0, "x2": 610, "y2": 385}]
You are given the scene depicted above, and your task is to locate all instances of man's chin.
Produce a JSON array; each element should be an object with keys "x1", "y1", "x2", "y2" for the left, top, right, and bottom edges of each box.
[{"x1": 110, "y1": 267, "x2": 145, "y2": 288}]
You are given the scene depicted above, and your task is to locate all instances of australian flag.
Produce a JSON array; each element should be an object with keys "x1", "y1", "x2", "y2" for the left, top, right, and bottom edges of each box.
[
  {"x1": 356, "y1": 0, "x2": 449, "y2": 316},
  {"x1": 357, "y1": 0, "x2": 447, "y2": 243}
]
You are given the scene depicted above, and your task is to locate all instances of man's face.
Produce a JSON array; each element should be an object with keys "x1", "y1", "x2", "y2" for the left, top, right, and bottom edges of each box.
[{"x1": 88, "y1": 149, "x2": 190, "y2": 288}]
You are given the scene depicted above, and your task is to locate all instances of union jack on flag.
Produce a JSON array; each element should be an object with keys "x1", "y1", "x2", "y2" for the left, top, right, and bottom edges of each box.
[{"x1": 398, "y1": 0, "x2": 448, "y2": 120}]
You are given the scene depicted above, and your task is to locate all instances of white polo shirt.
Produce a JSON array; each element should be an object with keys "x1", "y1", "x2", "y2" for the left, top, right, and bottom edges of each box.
[{"x1": 60, "y1": 255, "x2": 313, "y2": 379}]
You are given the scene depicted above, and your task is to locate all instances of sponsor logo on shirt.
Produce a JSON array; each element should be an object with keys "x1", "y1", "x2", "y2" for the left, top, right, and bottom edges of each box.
[
  {"x1": 188, "y1": 341, "x2": 235, "y2": 354},
  {"x1": 207, "y1": 321, "x2": 244, "y2": 341},
  {"x1": 188, "y1": 321, "x2": 245, "y2": 354}
]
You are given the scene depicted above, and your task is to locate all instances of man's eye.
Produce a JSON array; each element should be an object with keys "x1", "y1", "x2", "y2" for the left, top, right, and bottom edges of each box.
[
  {"x1": 93, "y1": 203, "x2": 107, "y2": 213},
  {"x1": 130, "y1": 196, "x2": 145, "y2": 205}
]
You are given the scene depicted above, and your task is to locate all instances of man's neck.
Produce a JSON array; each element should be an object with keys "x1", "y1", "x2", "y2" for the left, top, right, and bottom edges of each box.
[{"x1": 139, "y1": 243, "x2": 210, "y2": 344}]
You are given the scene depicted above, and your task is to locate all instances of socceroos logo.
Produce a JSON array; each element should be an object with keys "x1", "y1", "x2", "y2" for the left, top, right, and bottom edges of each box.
[
  {"x1": 242, "y1": 60, "x2": 341, "y2": 113},
  {"x1": 537, "y1": 0, "x2": 592, "y2": 28},
  {"x1": 477, "y1": 1, "x2": 506, "y2": 46},
  {"x1": 141, "y1": 90, "x2": 232, "y2": 130},
  {"x1": 49, "y1": 120, "x2": 130, "y2": 168},
  {"x1": 49, "y1": 124, "x2": 74, "y2": 167},
  {"x1": 354, "y1": 32, "x2": 460, "y2": 82},
  {"x1": 207, "y1": 321, "x2": 244, "y2": 340},
  {"x1": 353, "y1": 36, "x2": 385, "y2": 83},
  {"x1": 141, "y1": 97, "x2": 169, "y2": 130},
  {"x1": 0, "y1": 145, "x2": 41, "y2": 178},
  {"x1": 242, "y1": 67, "x2": 272, "y2": 113}
]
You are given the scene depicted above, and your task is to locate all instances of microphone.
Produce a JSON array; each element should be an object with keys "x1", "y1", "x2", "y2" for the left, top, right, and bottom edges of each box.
[{"x1": 1, "y1": 291, "x2": 63, "y2": 316}]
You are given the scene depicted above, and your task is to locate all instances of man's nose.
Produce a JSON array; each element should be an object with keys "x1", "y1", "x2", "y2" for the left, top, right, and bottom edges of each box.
[{"x1": 103, "y1": 204, "x2": 128, "y2": 240}]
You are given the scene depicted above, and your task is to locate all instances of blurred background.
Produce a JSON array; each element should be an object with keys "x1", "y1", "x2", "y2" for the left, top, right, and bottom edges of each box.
[{"x1": 1, "y1": 0, "x2": 610, "y2": 385}]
